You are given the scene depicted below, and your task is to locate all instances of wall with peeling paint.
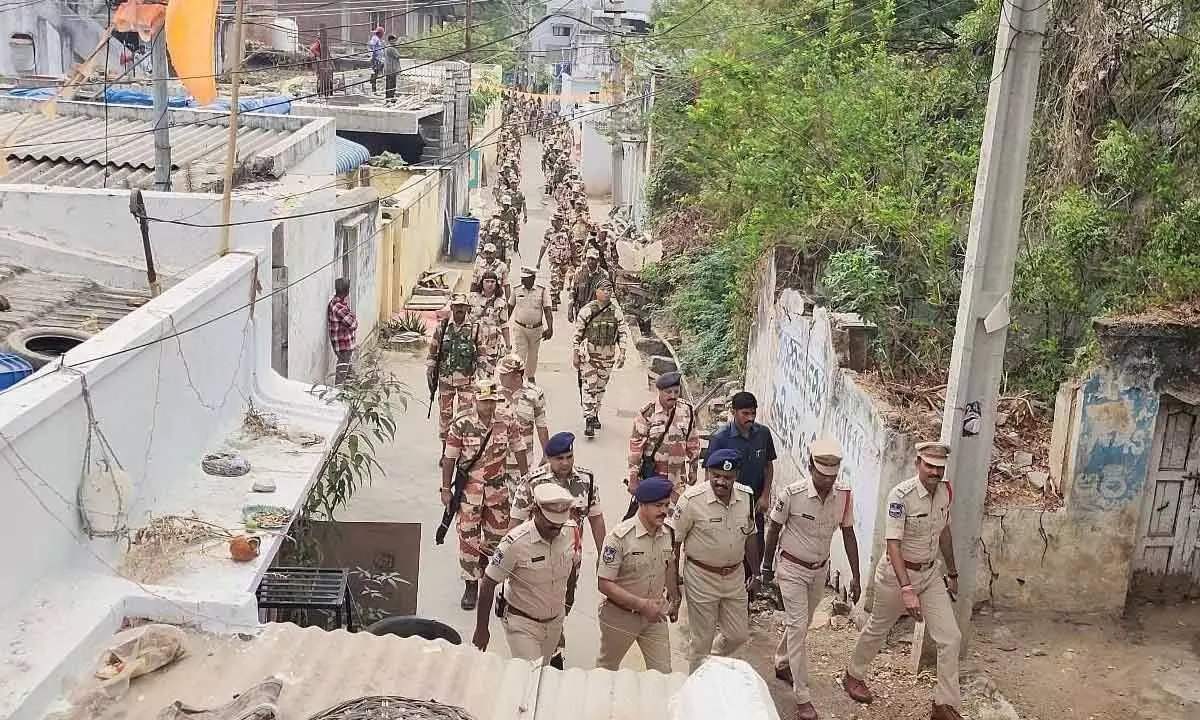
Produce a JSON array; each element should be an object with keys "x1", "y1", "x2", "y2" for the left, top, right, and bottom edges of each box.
[{"x1": 746, "y1": 255, "x2": 914, "y2": 602}]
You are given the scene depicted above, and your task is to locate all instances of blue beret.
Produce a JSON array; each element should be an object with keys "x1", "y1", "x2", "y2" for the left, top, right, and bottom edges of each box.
[
  {"x1": 544, "y1": 431, "x2": 575, "y2": 457},
  {"x1": 705, "y1": 448, "x2": 741, "y2": 471},
  {"x1": 635, "y1": 476, "x2": 673, "y2": 503},
  {"x1": 655, "y1": 371, "x2": 682, "y2": 390}
]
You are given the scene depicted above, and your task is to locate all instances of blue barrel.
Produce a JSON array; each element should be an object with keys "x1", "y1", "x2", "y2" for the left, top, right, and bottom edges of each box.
[
  {"x1": 450, "y1": 216, "x2": 481, "y2": 263},
  {"x1": 0, "y1": 353, "x2": 33, "y2": 391}
]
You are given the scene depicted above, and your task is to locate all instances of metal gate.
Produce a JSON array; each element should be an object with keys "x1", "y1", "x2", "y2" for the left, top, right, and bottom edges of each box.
[{"x1": 1132, "y1": 398, "x2": 1200, "y2": 601}]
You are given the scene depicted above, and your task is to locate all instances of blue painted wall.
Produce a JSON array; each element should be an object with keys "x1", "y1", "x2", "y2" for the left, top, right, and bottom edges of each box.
[{"x1": 1071, "y1": 370, "x2": 1161, "y2": 512}]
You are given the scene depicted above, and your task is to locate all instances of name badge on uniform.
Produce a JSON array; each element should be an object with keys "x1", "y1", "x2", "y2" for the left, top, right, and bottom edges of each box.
[
  {"x1": 631, "y1": 551, "x2": 645, "y2": 555},
  {"x1": 801, "y1": 513, "x2": 815, "y2": 520},
  {"x1": 888, "y1": 502, "x2": 904, "y2": 518},
  {"x1": 531, "y1": 555, "x2": 545, "y2": 563},
  {"x1": 709, "y1": 517, "x2": 723, "y2": 523}
]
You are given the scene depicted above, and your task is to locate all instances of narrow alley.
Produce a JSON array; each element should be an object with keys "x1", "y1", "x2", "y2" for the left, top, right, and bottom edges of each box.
[{"x1": 341, "y1": 135, "x2": 685, "y2": 670}]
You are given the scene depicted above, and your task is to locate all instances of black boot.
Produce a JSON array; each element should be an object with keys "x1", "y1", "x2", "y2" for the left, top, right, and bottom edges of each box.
[
  {"x1": 593, "y1": 416, "x2": 602, "y2": 430},
  {"x1": 549, "y1": 651, "x2": 564, "y2": 670},
  {"x1": 584, "y1": 416, "x2": 596, "y2": 437},
  {"x1": 461, "y1": 580, "x2": 478, "y2": 611}
]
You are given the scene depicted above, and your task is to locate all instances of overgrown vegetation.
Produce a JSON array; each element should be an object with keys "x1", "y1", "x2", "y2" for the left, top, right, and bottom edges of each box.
[{"x1": 637, "y1": 0, "x2": 1200, "y2": 398}]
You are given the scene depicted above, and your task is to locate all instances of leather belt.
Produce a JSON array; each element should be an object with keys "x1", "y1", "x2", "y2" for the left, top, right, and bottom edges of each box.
[
  {"x1": 514, "y1": 319, "x2": 543, "y2": 329},
  {"x1": 904, "y1": 559, "x2": 937, "y2": 571},
  {"x1": 507, "y1": 603, "x2": 557, "y2": 624},
  {"x1": 780, "y1": 550, "x2": 828, "y2": 570},
  {"x1": 687, "y1": 556, "x2": 742, "y2": 576}
]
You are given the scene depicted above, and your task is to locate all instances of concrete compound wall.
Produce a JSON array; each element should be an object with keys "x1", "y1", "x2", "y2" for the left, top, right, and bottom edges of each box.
[
  {"x1": 378, "y1": 171, "x2": 444, "y2": 322},
  {"x1": 748, "y1": 254, "x2": 1156, "y2": 615},
  {"x1": 745, "y1": 256, "x2": 914, "y2": 600}
]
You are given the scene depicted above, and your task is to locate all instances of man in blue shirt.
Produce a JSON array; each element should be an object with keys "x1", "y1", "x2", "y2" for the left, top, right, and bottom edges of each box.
[{"x1": 706, "y1": 391, "x2": 778, "y2": 553}]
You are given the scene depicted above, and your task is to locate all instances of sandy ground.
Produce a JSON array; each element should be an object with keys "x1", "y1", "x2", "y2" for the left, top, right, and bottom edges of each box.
[
  {"x1": 341, "y1": 136, "x2": 690, "y2": 671},
  {"x1": 733, "y1": 596, "x2": 1200, "y2": 720}
]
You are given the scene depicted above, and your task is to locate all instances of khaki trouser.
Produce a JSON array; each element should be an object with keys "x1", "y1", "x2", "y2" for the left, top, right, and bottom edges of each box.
[
  {"x1": 596, "y1": 601, "x2": 673, "y2": 674},
  {"x1": 512, "y1": 322, "x2": 544, "y2": 378},
  {"x1": 682, "y1": 561, "x2": 748, "y2": 672},
  {"x1": 773, "y1": 561, "x2": 828, "y2": 704},
  {"x1": 849, "y1": 561, "x2": 962, "y2": 708},
  {"x1": 503, "y1": 611, "x2": 564, "y2": 664}
]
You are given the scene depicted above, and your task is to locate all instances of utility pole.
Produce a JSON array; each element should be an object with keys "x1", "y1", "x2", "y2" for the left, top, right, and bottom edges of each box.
[
  {"x1": 609, "y1": 30, "x2": 625, "y2": 208},
  {"x1": 151, "y1": 27, "x2": 171, "y2": 191},
  {"x1": 464, "y1": 0, "x2": 472, "y2": 63},
  {"x1": 218, "y1": 0, "x2": 247, "y2": 256},
  {"x1": 940, "y1": 0, "x2": 1049, "y2": 643}
]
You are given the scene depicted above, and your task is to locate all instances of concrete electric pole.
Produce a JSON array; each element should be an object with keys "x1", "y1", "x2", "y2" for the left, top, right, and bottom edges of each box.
[
  {"x1": 940, "y1": 0, "x2": 1049, "y2": 641},
  {"x1": 151, "y1": 28, "x2": 171, "y2": 191}
]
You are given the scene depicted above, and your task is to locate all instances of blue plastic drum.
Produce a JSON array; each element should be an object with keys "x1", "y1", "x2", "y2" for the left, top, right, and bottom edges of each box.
[{"x1": 0, "y1": 352, "x2": 33, "y2": 391}]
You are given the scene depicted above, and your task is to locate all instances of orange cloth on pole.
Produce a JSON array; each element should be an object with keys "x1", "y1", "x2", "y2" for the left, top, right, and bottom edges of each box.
[{"x1": 165, "y1": 0, "x2": 218, "y2": 105}]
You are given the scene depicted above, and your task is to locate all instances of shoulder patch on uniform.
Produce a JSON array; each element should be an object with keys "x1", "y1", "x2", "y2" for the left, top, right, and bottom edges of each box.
[
  {"x1": 601, "y1": 545, "x2": 618, "y2": 564},
  {"x1": 681, "y1": 484, "x2": 705, "y2": 499},
  {"x1": 613, "y1": 520, "x2": 635, "y2": 538},
  {"x1": 490, "y1": 549, "x2": 505, "y2": 566},
  {"x1": 772, "y1": 496, "x2": 786, "y2": 514},
  {"x1": 888, "y1": 502, "x2": 905, "y2": 519}
]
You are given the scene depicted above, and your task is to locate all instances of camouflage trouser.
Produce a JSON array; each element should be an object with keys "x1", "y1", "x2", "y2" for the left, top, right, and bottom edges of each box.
[
  {"x1": 504, "y1": 461, "x2": 524, "y2": 497},
  {"x1": 549, "y1": 262, "x2": 571, "y2": 305},
  {"x1": 457, "y1": 474, "x2": 510, "y2": 581},
  {"x1": 437, "y1": 379, "x2": 474, "y2": 439},
  {"x1": 581, "y1": 354, "x2": 616, "y2": 419}
]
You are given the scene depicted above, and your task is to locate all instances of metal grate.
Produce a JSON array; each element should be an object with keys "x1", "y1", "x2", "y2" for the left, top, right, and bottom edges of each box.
[{"x1": 257, "y1": 567, "x2": 355, "y2": 630}]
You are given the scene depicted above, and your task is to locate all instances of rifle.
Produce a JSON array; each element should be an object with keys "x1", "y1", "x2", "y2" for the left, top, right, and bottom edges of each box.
[
  {"x1": 427, "y1": 319, "x2": 448, "y2": 419},
  {"x1": 435, "y1": 425, "x2": 495, "y2": 545}
]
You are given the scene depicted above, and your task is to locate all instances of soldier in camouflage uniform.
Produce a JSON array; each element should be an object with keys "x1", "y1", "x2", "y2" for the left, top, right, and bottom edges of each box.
[
  {"x1": 537, "y1": 214, "x2": 575, "y2": 310},
  {"x1": 496, "y1": 353, "x2": 549, "y2": 494},
  {"x1": 441, "y1": 378, "x2": 530, "y2": 610},
  {"x1": 573, "y1": 282, "x2": 628, "y2": 437},
  {"x1": 481, "y1": 216, "x2": 506, "y2": 261},
  {"x1": 469, "y1": 273, "x2": 511, "y2": 380},
  {"x1": 569, "y1": 247, "x2": 612, "y2": 322},
  {"x1": 627, "y1": 371, "x2": 701, "y2": 501},
  {"x1": 472, "y1": 243, "x2": 511, "y2": 299},
  {"x1": 428, "y1": 294, "x2": 481, "y2": 440}
]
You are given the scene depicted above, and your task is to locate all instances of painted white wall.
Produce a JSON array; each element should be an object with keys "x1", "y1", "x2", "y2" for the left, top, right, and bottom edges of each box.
[
  {"x1": 745, "y1": 256, "x2": 914, "y2": 601},
  {"x1": 0, "y1": 186, "x2": 275, "y2": 289},
  {"x1": 577, "y1": 103, "x2": 613, "y2": 196},
  {"x1": 0, "y1": 248, "x2": 347, "y2": 720}
]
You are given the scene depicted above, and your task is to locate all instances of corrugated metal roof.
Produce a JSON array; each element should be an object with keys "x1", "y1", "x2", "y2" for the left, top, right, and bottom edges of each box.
[
  {"x1": 0, "y1": 112, "x2": 291, "y2": 189},
  {"x1": 81, "y1": 623, "x2": 687, "y2": 720},
  {"x1": 0, "y1": 263, "x2": 149, "y2": 339}
]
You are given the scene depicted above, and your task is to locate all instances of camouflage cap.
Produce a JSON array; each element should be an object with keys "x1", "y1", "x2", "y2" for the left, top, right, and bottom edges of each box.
[
  {"x1": 497, "y1": 353, "x2": 525, "y2": 374},
  {"x1": 449, "y1": 293, "x2": 470, "y2": 307}
]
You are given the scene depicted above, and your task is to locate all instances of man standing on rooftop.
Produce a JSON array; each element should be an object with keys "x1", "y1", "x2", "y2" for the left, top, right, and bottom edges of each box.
[{"x1": 369, "y1": 27, "x2": 385, "y2": 93}]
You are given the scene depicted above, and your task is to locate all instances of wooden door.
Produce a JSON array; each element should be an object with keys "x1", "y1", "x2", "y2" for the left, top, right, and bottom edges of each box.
[{"x1": 1132, "y1": 398, "x2": 1200, "y2": 601}]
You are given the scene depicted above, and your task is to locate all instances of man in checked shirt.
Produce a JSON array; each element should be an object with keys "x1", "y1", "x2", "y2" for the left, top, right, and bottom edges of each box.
[{"x1": 327, "y1": 278, "x2": 358, "y2": 385}]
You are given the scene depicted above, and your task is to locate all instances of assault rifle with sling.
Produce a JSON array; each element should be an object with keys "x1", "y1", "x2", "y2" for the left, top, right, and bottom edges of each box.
[
  {"x1": 426, "y1": 319, "x2": 448, "y2": 419},
  {"x1": 435, "y1": 426, "x2": 494, "y2": 545}
]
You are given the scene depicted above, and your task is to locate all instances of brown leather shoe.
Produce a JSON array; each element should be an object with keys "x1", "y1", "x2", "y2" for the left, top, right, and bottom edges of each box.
[
  {"x1": 795, "y1": 702, "x2": 818, "y2": 720},
  {"x1": 775, "y1": 664, "x2": 793, "y2": 684},
  {"x1": 841, "y1": 671, "x2": 874, "y2": 704},
  {"x1": 931, "y1": 703, "x2": 963, "y2": 720}
]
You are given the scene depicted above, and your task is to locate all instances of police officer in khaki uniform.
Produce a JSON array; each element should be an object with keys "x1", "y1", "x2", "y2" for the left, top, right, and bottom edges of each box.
[
  {"x1": 843, "y1": 441, "x2": 962, "y2": 720},
  {"x1": 762, "y1": 438, "x2": 862, "y2": 720},
  {"x1": 508, "y1": 267, "x2": 553, "y2": 383},
  {"x1": 596, "y1": 476, "x2": 678, "y2": 674},
  {"x1": 668, "y1": 448, "x2": 761, "y2": 672},
  {"x1": 473, "y1": 483, "x2": 575, "y2": 664}
]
